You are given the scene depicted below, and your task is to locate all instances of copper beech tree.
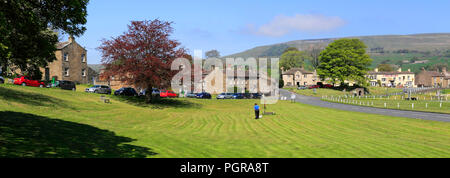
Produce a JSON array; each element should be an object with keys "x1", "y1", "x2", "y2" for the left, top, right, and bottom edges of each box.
[{"x1": 98, "y1": 20, "x2": 187, "y2": 102}]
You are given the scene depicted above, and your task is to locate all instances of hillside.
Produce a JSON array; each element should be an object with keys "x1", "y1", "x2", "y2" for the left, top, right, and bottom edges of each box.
[{"x1": 226, "y1": 33, "x2": 450, "y2": 73}]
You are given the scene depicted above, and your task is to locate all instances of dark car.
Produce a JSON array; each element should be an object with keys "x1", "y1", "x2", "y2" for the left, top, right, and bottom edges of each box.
[
  {"x1": 232, "y1": 93, "x2": 245, "y2": 99},
  {"x1": 251, "y1": 93, "x2": 262, "y2": 99},
  {"x1": 196, "y1": 92, "x2": 212, "y2": 99},
  {"x1": 0, "y1": 76, "x2": 4, "y2": 84},
  {"x1": 309, "y1": 85, "x2": 320, "y2": 89},
  {"x1": 85, "y1": 85, "x2": 112, "y2": 94},
  {"x1": 114, "y1": 87, "x2": 138, "y2": 96},
  {"x1": 243, "y1": 93, "x2": 252, "y2": 99},
  {"x1": 49, "y1": 80, "x2": 76, "y2": 91}
]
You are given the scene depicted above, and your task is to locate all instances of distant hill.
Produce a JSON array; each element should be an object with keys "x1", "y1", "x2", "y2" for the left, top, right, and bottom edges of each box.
[{"x1": 226, "y1": 33, "x2": 450, "y2": 73}]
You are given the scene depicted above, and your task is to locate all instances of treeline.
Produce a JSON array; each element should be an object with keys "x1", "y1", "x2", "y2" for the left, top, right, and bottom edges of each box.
[{"x1": 370, "y1": 48, "x2": 450, "y2": 57}]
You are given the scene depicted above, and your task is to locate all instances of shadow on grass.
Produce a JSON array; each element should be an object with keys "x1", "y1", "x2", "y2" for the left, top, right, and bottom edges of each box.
[
  {"x1": 0, "y1": 86, "x2": 76, "y2": 110},
  {"x1": 0, "y1": 111, "x2": 157, "y2": 158},
  {"x1": 111, "y1": 95, "x2": 202, "y2": 110}
]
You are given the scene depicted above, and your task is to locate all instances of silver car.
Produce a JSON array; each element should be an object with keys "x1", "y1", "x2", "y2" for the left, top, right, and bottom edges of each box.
[
  {"x1": 85, "y1": 85, "x2": 112, "y2": 94},
  {"x1": 216, "y1": 93, "x2": 234, "y2": 99}
]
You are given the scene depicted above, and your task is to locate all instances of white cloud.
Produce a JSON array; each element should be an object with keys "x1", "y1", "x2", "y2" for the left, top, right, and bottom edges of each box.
[{"x1": 247, "y1": 14, "x2": 346, "y2": 37}]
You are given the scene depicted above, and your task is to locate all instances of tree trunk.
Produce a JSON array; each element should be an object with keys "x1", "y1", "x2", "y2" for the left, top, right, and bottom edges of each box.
[{"x1": 145, "y1": 86, "x2": 160, "y2": 103}]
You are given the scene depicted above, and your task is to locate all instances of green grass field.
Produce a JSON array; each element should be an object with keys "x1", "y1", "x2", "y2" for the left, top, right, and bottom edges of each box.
[{"x1": 1, "y1": 84, "x2": 450, "y2": 158}]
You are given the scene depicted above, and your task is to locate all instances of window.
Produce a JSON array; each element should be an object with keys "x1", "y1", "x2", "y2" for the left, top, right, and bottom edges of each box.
[
  {"x1": 64, "y1": 68, "x2": 69, "y2": 76},
  {"x1": 64, "y1": 53, "x2": 69, "y2": 61},
  {"x1": 382, "y1": 78, "x2": 386, "y2": 82},
  {"x1": 81, "y1": 54, "x2": 86, "y2": 63},
  {"x1": 82, "y1": 69, "x2": 86, "y2": 77},
  {"x1": 304, "y1": 74, "x2": 307, "y2": 78}
]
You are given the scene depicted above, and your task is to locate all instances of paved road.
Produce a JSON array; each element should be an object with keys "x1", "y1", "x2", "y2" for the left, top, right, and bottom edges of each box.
[{"x1": 280, "y1": 89, "x2": 450, "y2": 122}]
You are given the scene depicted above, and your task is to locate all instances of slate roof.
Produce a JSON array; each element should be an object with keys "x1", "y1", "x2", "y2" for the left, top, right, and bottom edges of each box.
[
  {"x1": 56, "y1": 41, "x2": 71, "y2": 49},
  {"x1": 283, "y1": 68, "x2": 314, "y2": 75}
]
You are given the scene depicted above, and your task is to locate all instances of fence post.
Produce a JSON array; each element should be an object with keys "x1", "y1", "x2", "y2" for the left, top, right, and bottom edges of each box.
[
  {"x1": 397, "y1": 103, "x2": 400, "y2": 109},
  {"x1": 412, "y1": 103, "x2": 414, "y2": 109},
  {"x1": 384, "y1": 103, "x2": 387, "y2": 108},
  {"x1": 426, "y1": 103, "x2": 428, "y2": 109}
]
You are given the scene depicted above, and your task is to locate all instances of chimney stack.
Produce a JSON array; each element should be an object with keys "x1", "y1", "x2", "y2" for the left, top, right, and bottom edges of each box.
[
  {"x1": 374, "y1": 68, "x2": 379, "y2": 72},
  {"x1": 397, "y1": 68, "x2": 402, "y2": 72},
  {"x1": 408, "y1": 69, "x2": 411, "y2": 72},
  {"x1": 68, "y1": 35, "x2": 75, "y2": 43},
  {"x1": 443, "y1": 67, "x2": 447, "y2": 74}
]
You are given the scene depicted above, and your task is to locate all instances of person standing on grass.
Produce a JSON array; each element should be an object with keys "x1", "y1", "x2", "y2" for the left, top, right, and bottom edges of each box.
[{"x1": 254, "y1": 103, "x2": 260, "y2": 119}]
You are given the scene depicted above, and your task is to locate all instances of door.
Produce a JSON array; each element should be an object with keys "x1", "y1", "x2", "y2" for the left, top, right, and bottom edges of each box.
[{"x1": 45, "y1": 68, "x2": 50, "y2": 81}]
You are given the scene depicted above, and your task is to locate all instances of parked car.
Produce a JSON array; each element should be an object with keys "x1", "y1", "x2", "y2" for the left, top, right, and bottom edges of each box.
[
  {"x1": 85, "y1": 85, "x2": 112, "y2": 94},
  {"x1": 297, "y1": 86, "x2": 308, "y2": 90},
  {"x1": 160, "y1": 90, "x2": 177, "y2": 98},
  {"x1": 196, "y1": 92, "x2": 212, "y2": 99},
  {"x1": 232, "y1": 93, "x2": 245, "y2": 99},
  {"x1": 114, "y1": 87, "x2": 138, "y2": 96},
  {"x1": 139, "y1": 88, "x2": 160, "y2": 97},
  {"x1": 243, "y1": 93, "x2": 252, "y2": 99},
  {"x1": 322, "y1": 84, "x2": 334, "y2": 88},
  {"x1": 185, "y1": 92, "x2": 198, "y2": 98},
  {"x1": 217, "y1": 93, "x2": 234, "y2": 99},
  {"x1": 308, "y1": 85, "x2": 320, "y2": 89},
  {"x1": 0, "y1": 76, "x2": 4, "y2": 84},
  {"x1": 14, "y1": 76, "x2": 45, "y2": 87},
  {"x1": 251, "y1": 93, "x2": 262, "y2": 99},
  {"x1": 48, "y1": 80, "x2": 76, "y2": 91}
]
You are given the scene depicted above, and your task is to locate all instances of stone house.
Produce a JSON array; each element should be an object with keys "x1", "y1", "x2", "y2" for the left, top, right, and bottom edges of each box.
[
  {"x1": 41, "y1": 36, "x2": 89, "y2": 84},
  {"x1": 367, "y1": 68, "x2": 415, "y2": 87},
  {"x1": 416, "y1": 67, "x2": 449, "y2": 87},
  {"x1": 282, "y1": 68, "x2": 320, "y2": 87},
  {"x1": 197, "y1": 67, "x2": 275, "y2": 94}
]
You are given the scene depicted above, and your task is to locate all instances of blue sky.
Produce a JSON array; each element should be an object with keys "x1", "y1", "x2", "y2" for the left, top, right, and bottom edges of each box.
[{"x1": 73, "y1": 0, "x2": 450, "y2": 64}]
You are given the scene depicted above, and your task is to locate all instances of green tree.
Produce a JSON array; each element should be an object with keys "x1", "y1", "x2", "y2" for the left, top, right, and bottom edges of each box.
[
  {"x1": 317, "y1": 39, "x2": 372, "y2": 86},
  {"x1": 205, "y1": 50, "x2": 220, "y2": 59},
  {"x1": 283, "y1": 47, "x2": 299, "y2": 53},
  {"x1": 280, "y1": 50, "x2": 311, "y2": 71},
  {"x1": 309, "y1": 47, "x2": 322, "y2": 69},
  {"x1": 0, "y1": 0, "x2": 89, "y2": 79},
  {"x1": 377, "y1": 64, "x2": 395, "y2": 72}
]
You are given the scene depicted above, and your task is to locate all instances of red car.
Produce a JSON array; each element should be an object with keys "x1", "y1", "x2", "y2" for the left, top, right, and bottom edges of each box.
[
  {"x1": 160, "y1": 90, "x2": 177, "y2": 98},
  {"x1": 322, "y1": 84, "x2": 334, "y2": 88},
  {"x1": 308, "y1": 85, "x2": 320, "y2": 89},
  {"x1": 14, "y1": 76, "x2": 45, "y2": 88}
]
